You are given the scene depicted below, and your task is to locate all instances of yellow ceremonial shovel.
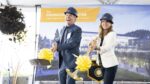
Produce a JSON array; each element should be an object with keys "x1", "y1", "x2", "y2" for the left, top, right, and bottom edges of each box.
[{"x1": 66, "y1": 51, "x2": 92, "y2": 81}]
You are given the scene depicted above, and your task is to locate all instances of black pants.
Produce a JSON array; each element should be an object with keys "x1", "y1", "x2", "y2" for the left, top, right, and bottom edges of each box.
[{"x1": 102, "y1": 65, "x2": 118, "y2": 84}]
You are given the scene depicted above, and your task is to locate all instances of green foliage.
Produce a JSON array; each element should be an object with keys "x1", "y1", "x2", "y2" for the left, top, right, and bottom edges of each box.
[{"x1": 125, "y1": 29, "x2": 150, "y2": 39}]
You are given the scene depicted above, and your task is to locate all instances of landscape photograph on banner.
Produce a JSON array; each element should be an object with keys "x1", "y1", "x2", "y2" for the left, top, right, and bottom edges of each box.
[{"x1": 35, "y1": 5, "x2": 150, "y2": 82}]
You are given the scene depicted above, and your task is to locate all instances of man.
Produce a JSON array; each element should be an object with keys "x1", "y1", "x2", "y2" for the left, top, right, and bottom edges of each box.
[{"x1": 51, "y1": 7, "x2": 82, "y2": 84}]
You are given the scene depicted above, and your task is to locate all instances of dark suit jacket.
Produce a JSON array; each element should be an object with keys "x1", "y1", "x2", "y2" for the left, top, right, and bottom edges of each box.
[{"x1": 55, "y1": 24, "x2": 82, "y2": 68}]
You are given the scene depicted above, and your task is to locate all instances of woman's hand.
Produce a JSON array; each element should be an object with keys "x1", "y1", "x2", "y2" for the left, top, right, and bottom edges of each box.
[{"x1": 88, "y1": 39, "x2": 97, "y2": 53}]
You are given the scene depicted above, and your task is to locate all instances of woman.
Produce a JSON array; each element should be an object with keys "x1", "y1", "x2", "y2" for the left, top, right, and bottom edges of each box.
[{"x1": 89, "y1": 13, "x2": 119, "y2": 84}]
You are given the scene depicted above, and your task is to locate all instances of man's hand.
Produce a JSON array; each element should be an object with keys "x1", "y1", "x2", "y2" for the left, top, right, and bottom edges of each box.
[{"x1": 51, "y1": 42, "x2": 58, "y2": 52}]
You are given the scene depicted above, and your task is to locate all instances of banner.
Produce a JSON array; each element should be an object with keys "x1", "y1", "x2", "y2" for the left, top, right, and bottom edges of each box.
[
  {"x1": 36, "y1": 5, "x2": 150, "y2": 82},
  {"x1": 40, "y1": 7, "x2": 100, "y2": 22}
]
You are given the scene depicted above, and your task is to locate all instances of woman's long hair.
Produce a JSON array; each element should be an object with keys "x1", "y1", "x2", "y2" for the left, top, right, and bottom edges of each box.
[{"x1": 98, "y1": 24, "x2": 113, "y2": 39}]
